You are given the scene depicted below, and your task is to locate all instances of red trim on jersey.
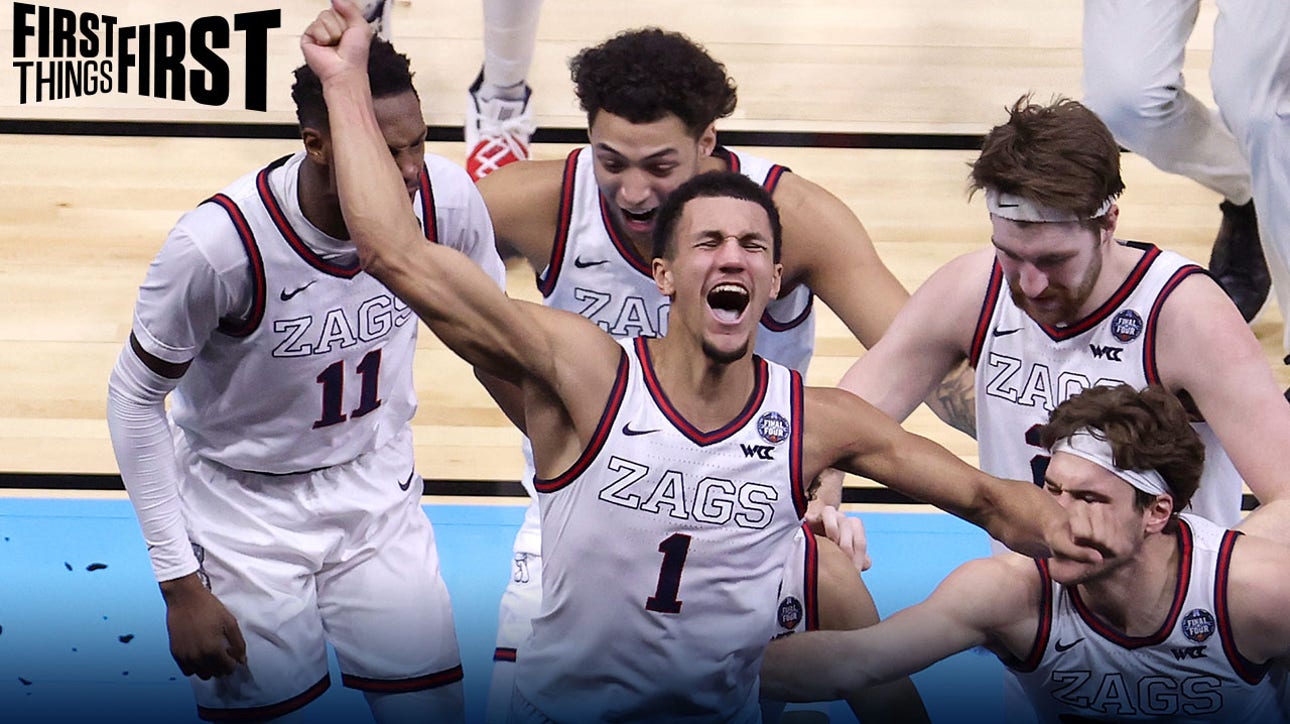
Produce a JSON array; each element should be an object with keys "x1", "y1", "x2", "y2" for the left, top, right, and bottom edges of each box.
[
  {"x1": 800, "y1": 522, "x2": 821, "y2": 631},
  {"x1": 537, "y1": 148, "x2": 582, "y2": 297},
  {"x1": 493, "y1": 647, "x2": 518, "y2": 663},
  {"x1": 416, "y1": 164, "x2": 439, "y2": 244},
  {"x1": 1034, "y1": 244, "x2": 1162, "y2": 342},
  {"x1": 206, "y1": 193, "x2": 267, "y2": 338},
  {"x1": 197, "y1": 674, "x2": 329, "y2": 721},
  {"x1": 762, "y1": 164, "x2": 789, "y2": 194},
  {"x1": 1143, "y1": 265, "x2": 1205, "y2": 385},
  {"x1": 599, "y1": 193, "x2": 653, "y2": 276},
  {"x1": 636, "y1": 337, "x2": 770, "y2": 446},
  {"x1": 968, "y1": 262, "x2": 1005, "y2": 367},
  {"x1": 1215, "y1": 530, "x2": 1268, "y2": 685},
  {"x1": 342, "y1": 664, "x2": 464, "y2": 692},
  {"x1": 1011, "y1": 557, "x2": 1052, "y2": 673},
  {"x1": 761, "y1": 291, "x2": 815, "y2": 332},
  {"x1": 255, "y1": 160, "x2": 362, "y2": 279},
  {"x1": 715, "y1": 146, "x2": 742, "y2": 175},
  {"x1": 533, "y1": 349, "x2": 630, "y2": 493},
  {"x1": 789, "y1": 369, "x2": 807, "y2": 517},
  {"x1": 1070, "y1": 519, "x2": 1193, "y2": 648}
]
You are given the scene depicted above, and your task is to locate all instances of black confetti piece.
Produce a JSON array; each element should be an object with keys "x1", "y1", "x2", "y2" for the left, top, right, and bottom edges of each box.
[
  {"x1": 19, "y1": 677, "x2": 32, "y2": 685},
  {"x1": 86, "y1": 563, "x2": 107, "y2": 572},
  {"x1": 121, "y1": 671, "x2": 129, "y2": 676},
  {"x1": 64, "y1": 562, "x2": 72, "y2": 571},
  {"x1": 118, "y1": 634, "x2": 134, "y2": 644}
]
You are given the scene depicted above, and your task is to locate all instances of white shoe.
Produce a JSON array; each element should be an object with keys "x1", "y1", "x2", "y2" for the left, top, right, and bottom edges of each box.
[
  {"x1": 362, "y1": 0, "x2": 393, "y2": 40},
  {"x1": 466, "y1": 73, "x2": 536, "y2": 181}
]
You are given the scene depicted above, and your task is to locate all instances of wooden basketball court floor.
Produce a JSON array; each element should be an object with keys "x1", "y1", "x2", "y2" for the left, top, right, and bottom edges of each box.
[{"x1": 1, "y1": 0, "x2": 1283, "y2": 721}]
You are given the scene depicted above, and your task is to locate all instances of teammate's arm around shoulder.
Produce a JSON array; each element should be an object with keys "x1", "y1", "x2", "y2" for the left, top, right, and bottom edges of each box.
[
  {"x1": 1154, "y1": 273, "x2": 1290, "y2": 544},
  {"x1": 838, "y1": 249, "x2": 992, "y2": 424},
  {"x1": 1220, "y1": 533, "x2": 1290, "y2": 666},
  {"x1": 802, "y1": 385, "x2": 1089, "y2": 561},
  {"x1": 761, "y1": 554, "x2": 1038, "y2": 701},
  {"x1": 476, "y1": 157, "x2": 567, "y2": 273},
  {"x1": 773, "y1": 172, "x2": 908, "y2": 349}
]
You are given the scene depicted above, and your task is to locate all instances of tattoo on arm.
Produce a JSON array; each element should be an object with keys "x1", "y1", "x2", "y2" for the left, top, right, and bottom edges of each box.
[{"x1": 926, "y1": 361, "x2": 977, "y2": 439}]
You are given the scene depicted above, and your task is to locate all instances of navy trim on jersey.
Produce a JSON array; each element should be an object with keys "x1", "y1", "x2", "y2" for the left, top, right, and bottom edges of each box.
[
  {"x1": 1010, "y1": 557, "x2": 1053, "y2": 673},
  {"x1": 255, "y1": 158, "x2": 361, "y2": 278},
  {"x1": 1143, "y1": 264, "x2": 1206, "y2": 385},
  {"x1": 493, "y1": 647, "x2": 518, "y2": 663},
  {"x1": 800, "y1": 522, "x2": 821, "y2": 631},
  {"x1": 969, "y1": 262, "x2": 1005, "y2": 367},
  {"x1": 1070, "y1": 518, "x2": 1194, "y2": 648},
  {"x1": 197, "y1": 673, "x2": 329, "y2": 721},
  {"x1": 599, "y1": 193, "x2": 653, "y2": 276},
  {"x1": 763, "y1": 164, "x2": 790, "y2": 193},
  {"x1": 716, "y1": 146, "x2": 742, "y2": 175},
  {"x1": 342, "y1": 664, "x2": 464, "y2": 693},
  {"x1": 635, "y1": 337, "x2": 770, "y2": 446},
  {"x1": 533, "y1": 349, "x2": 630, "y2": 493},
  {"x1": 537, "y1": 148, "x2": 581, "y2": 297},
  {"x1": 1214, "y1": 530, "x2": 1268, "y2": 685},
  {"x1": 205, "y1": 193, "x2": 267, "y2": 338},
  {"x1": 789, "y1": 369, "x2": 807, "y2": 517},
  {"x1": 762, "y1": 292, "x2": 815, "y2": 332},
  {"x1": 1035, "y1": 244, "x2": 1162, "y2": 342}
]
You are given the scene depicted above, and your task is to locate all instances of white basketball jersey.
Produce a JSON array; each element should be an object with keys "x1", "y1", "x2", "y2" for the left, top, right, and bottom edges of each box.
[
  {"x1": 168, "y1": 153, "x2": 486, "y2": 473},
  {"x1": 515, "y1": 337, "x2": 808, "y2": 723},
  {"x1": 1009, "y1": 515, "x2": 1281, "y2": 722},
  {"x1": 973, "y1": 242, "x2": 1244, "y2": 527},
  {"x1": 538, "y1": 145, "x2": 816, "y2": 373}
]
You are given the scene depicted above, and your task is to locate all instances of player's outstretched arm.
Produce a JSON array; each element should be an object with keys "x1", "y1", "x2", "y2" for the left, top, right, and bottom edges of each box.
[
  {"x1": 476, "y1": 157, "x2": 567, "y2": 274},
  {"x1": 804, "y1": 386, "x2": 1092, "y2": 562},
  {"x1": 1223, "y1": 533, "x2": 1290, "y2": 667},
  {"x1": 761, "y1": 556, "x2": 1034, "y2": 701}
]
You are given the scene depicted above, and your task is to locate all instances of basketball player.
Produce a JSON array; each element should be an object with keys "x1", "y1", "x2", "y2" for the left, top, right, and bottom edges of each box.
[
  {"x1": 301, "y1": 8, "x2": 1092, "y2": 719},
  {"x1": 475, "y1": 26, "x2": 962, "y2": 722},
  {"x1": 762, "y1": 384, "x2": 1290, "y2": 723},
  {"x1": 839, "y1": 95, "x2": 1290, "y2": 545},
  {"x1": 105, "y1": 37, "x2": 504, "y2": 723}
]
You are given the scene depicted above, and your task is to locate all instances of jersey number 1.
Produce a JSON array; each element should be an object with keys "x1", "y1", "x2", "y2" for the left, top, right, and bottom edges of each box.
[
  {"x1": 645, "y1": 533, "x2": 691, "y2": 614},
  {"x1": 313, "y1": 350, "x2": 383, "y2": 428}
]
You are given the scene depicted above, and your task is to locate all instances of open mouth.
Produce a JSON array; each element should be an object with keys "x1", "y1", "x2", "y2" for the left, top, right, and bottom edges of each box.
[
  {"x1": 622, "y1": 207, "x2": 657, "y2": 225},
  {"x1": 707, "y1": 283, "x2": 750, "y2": 324}
]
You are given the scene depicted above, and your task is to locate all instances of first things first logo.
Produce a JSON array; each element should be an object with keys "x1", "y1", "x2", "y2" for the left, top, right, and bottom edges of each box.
[{"x1": 10, "y1": 3, "x2": 281, "y2": 109}]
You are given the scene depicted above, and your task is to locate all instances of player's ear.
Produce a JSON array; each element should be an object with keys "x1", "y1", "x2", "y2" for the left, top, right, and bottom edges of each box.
[
  {"x1": 697, "y1": 123, "x2": 717, "y2": 158},
  {"x1": 653, "y1": 257, "x2": 676, "y2": 298},
  {"x1": 1142, "y1": 493, "x2": 1173, "y2": 534},
  {"x1": 302, "y1": 127, "x2": 330, "y2": 164}
]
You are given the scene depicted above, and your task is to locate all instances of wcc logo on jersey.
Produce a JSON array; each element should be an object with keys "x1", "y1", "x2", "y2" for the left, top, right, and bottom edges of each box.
[{"x1": 10, "y1": 3, "x2": 281, "y2": 109}]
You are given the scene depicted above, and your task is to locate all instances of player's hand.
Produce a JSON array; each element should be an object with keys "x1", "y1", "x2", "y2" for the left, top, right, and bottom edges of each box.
[
  {"x1": 301, "y1": 0, "x2": 372, "y2": 84},
  {"x1": 160, "y1": 573, "x2": 247, "y2": 680},
  {"x1": 1040, "y1": 495, "x2": 1103, "y2": 566},
  {"x1": 807, "y1": 504, "x2": 871, "y2": 572}
]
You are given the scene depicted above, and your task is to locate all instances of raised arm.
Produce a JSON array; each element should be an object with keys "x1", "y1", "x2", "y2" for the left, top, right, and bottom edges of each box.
[
  {"x1": 1155, "y1": 273, "x2": 1290, "y2": 544},
  {"x1": 804, "y1": 386, "x2": 1088, "y2": 561},
  {"x1": 837, "y1": 250, "x2": 988, "y2": 426},
  {"x1": 761, "y1": 556, "x2": 1039, "y2": 701}
]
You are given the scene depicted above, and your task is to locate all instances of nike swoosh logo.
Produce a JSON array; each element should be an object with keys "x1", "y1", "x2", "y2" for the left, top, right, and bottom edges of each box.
[
  {"x1": 398, "y1": 471, "x2": 415, "y2": 491},
  {"x1": 574, "y1": 257, "x2": 609, "y2": 269},
  {"x1": 622, "y1": 424, "x2": 659, "y2": 436},
  {"x1": 1054, "y1": 638, "x2": 1083, "y2": 652},
  {"x1": 280, "y1": 280, "x2": 318, "y2": 301},
  {"x1": 992, "y1": 327, "x2": 1021, "y2": 337}
]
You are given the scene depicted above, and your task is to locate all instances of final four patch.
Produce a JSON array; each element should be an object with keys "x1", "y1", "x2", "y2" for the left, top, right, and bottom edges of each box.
[
  {"x1": 757, "y1": 412, "x2": 789, "y2": 444},
  {"x1": 777, "y1": 596, "x2": 804, "y2": 630},
  {"x1": 1110, "y1": 309, "x2": 1144, "y2": 343},
  {"x1": 1181, "y1": 608, "x2": 1216, "y2": 643}
]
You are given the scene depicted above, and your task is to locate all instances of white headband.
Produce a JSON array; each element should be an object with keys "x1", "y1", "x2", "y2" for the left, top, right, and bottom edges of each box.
[
  {"x1": 1050, "y1": 428, "x2": 1172, "y2": 498},
  {"x1": 985, "y1": 187, "x2": 1115, "y2": 223}
]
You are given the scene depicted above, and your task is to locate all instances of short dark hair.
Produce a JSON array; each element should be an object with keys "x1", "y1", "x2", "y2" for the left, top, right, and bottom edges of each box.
[
  {"x1": 291, "y1": 37, "x2": 418, "y2": 130},
  {"x1": 970, "y1": 94, "x2": 1126, "y2": 232},
  {"x1": 1041, "y1": 384, "x2": 1204, "y2": 520},
  {"x1": 570, "y1": 28, "x2": 738, "y2": 137},
  {"x1": 651, "y1": 172, "x2": 782, "y2": 262}
]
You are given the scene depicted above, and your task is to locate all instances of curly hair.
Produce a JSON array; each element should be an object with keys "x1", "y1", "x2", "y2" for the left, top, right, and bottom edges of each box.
[
  {"x1": 1040, "y1": 384, "x2": 1204, "y2": 517},
  {"x1": 651, "y1": 171, "x2": 782, "y2": 262},
  {"x1": 291, "y1": 37, "x2": 418, "y2": 131},
  {"x1": 569, "y1": 28, "x2": 738, "y2": 137},
  {"x1": 970, "y1": 94, "x2": 1125, "y2": 231}
]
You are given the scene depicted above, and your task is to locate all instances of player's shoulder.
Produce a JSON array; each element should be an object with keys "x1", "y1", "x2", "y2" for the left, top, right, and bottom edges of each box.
[
  {"x1": 476, "y1": 157, "x2": 567, "y2": 202},
  {"x1": 420, "y1": 152, "x2": 482, "y2": 201}
]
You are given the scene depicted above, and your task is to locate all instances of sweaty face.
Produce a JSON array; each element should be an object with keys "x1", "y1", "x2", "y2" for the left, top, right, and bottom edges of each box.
[
  {"x1": 653, "y1": 196, "x2": 781, "y2": 364},
  {"x1": 372, "y1": 90, "x2": 428, "y2": 201},
  {"x1": 991, "y1": 217, "x2": 1104, "y2": 328},
  {"x1": 1043, "y1": 453, "x2": 1159, "y2": 586},
  {"x1": 588, "y1": 111, "x2": 713, "y2": 247}
]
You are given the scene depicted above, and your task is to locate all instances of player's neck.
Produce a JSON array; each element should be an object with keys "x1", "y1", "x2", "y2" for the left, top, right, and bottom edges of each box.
[
  {"x1": 1070, "y1": 239, "x2": 1147, "y2": 322},
  {"x1": 297, "y1": 160, "x2": 349, "y2": 240},
  {"x1": 647, "y1": 336, "x2": 758, "y2": 429},
  {"x1": 1073, "y1": 530, "x2": 1181, "y2": 637}
]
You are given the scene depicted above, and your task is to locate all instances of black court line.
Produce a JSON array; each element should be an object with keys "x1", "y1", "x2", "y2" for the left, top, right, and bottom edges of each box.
[
  {"x1": 0, "y1": 119, "x2": 986, "y2": 150},
  {"x1": 0, "y1": 472, "x2": 1260, "y2": 510}
]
